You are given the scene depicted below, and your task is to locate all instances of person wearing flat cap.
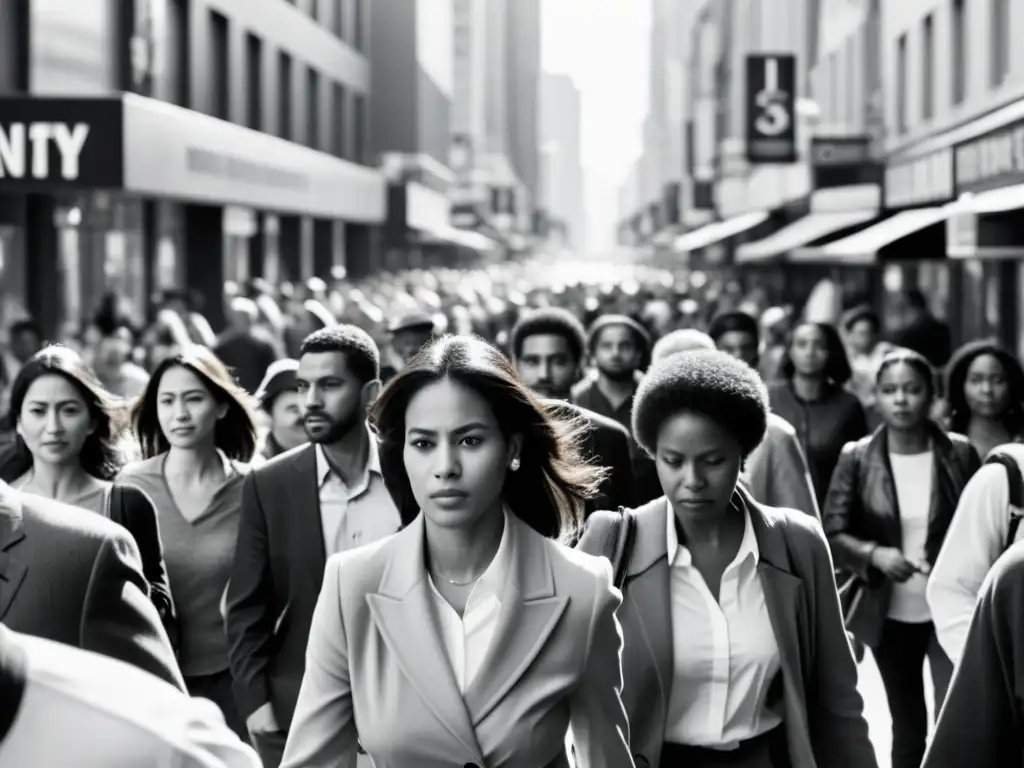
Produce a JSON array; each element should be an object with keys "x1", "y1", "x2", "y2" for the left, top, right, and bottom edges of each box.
[
  {"x1": 380, "y1": 312, "x2": 436, "y2": 383},
  {"x1": 577, "y1": 349, "x2": 875, "y2": 768},
  {"x1": 254, "y1": 359, "x2": 307, "y2": 461}
]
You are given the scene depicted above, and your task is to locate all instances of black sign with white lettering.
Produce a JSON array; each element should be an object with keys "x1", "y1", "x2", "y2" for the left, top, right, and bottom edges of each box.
[
  {"x1": 746, "y1": 54, "x2": 797, "y2": 164},
  {"x1": 0, "y1": 98, "x2": 123, "y2": 188},
  {"x1": 811, "y1": 136, "x2": 880, "y2": 189},
  {"x1": 954, "y1": 119, "x2": 1024, "y2": 194}
]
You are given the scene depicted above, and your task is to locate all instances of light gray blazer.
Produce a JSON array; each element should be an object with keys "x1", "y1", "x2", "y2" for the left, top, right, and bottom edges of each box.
[{"x1": 281, "y1": 510, "x2": 635, "y2": 768}]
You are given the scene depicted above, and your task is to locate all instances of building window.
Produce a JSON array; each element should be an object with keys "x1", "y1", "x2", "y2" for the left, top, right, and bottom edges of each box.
[
  {"x1": 952, "y1": 0, "x2": 966, "y2": 105},
  {"x1": 353, "y1": 92, "x2": 365, "y2": 163},
  {"x1": 896, "y1": 33, "x2": 908, "y2": 134},
  {"x1": 991, "y1": 0, "x2": 1010, "y2": 87},
  {"x1": 353, "y1": 0, "x2": 363, "y2": 52},
  {"x1": 333, "y1": 0, "x2": 344, "y2": 38},
  {"x1": 307, "y1": 67, "x2": 320, "y2": 150},
  {"x1": 164, "y1": 0, "x2": 189, "y2": 107},
  {"x1": 332, "y1": 82, "x2": 346, "y2": 158},
  {"x1": 922, "y1": 13, "x2": 934, "y2": 119},
  {"x1": 246, "y1": 33, "x2": 262, "y2": 130},
  {"x1": 208, "y1": 10, "x2": 229, "y2": 120},
  {"x1": 278, "y1": 51, "x2": 293, "y2": 140}
]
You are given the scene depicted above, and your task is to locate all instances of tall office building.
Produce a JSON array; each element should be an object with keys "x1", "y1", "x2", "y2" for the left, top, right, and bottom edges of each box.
[
  {"x1": 0, "y1": 0, "x2": 382, "y2": 335},
  {"x1": 451, "y1": 0, "x2": 541, "y2": 242},
  {"x1": 540, "y1": 74, "x2": 584, "y2": 249}
]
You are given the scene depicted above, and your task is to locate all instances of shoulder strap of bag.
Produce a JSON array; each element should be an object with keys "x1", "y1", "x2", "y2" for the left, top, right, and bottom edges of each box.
[
  {"x1": 984, "y1": 450, "x2": 1024, "y2": 551},
  {"x1": 576, "y1": 507, "x2": 639, "y2": 590},
  {"x1": 611, "y1": 507, "x2": 638, "y2": 590}
]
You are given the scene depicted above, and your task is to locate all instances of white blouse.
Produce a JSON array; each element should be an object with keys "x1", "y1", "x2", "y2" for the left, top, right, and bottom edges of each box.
[
  {"x1": 664, "y1": 502, "x2": 783, "y2": 749},
  {"x1": 427, "y1": 508, "x2": 513, "y2": 691}
]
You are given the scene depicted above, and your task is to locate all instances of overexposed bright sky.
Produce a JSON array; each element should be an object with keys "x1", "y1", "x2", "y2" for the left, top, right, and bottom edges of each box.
[
  {"x1": 542, "y1": 0, "x2": 650, "y2": 250},
  {"x1": 542, "y1": 0, "x2": 650, "y2": 179}
]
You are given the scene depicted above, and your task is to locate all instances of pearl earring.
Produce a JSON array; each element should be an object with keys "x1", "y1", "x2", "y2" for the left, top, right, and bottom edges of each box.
[{"x1": 509, "y1": 457, "x2": 521, "y2": 472}]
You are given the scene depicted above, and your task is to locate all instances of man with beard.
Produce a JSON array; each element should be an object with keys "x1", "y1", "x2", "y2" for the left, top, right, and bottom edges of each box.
[
  {"x1": 509, "y1": 308, "x2": 633, "y2": 515},
  {"x1": 572, "y1": 314, "x2": 661, "y2": 504},
  {"x1": 226, "y1": 326, "x2": 400, "y2": 768}
]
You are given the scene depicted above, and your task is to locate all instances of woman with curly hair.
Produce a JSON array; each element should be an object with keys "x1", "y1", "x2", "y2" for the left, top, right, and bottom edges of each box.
[
  {"x1": 280, "y1": 334, "x2": 633, "y2": 768},
  {"x1": 579, "y1": 349, "x2": 875, "y2": 768},
  {"x1": 0, "y1": 345, "x2": 173, "y2": 624},
  {"x1": 941, "y1": 339, "x2": 1024, "y2": 460}
]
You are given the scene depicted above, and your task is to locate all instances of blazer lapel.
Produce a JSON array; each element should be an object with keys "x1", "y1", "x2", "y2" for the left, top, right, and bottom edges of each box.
[
  {"x1": 463, "y1": 515, "x2": 568, "y2": 724},
  {"x1": 743, "y1": 490, "x2": 808, "y2": 702},
  {"x1": 289, "y1": 446, "x2": 327, "y2": 587},
  {"x1": 365, "y1": 513, "x2": 484, "y2": 764},
  {"x1": 622, "y1": 497, "x2": 673, "y2": 708},
  {"x1": 0, "y1": 511, "x2": 27, "y2": 620}
]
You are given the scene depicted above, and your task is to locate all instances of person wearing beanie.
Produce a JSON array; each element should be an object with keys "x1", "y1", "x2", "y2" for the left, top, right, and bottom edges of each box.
[
  {"x1": 254, "y1": 359, "x2": 306, "y2": 461},
  {"x1": 706, "y1": 311, "x2": 819, "y2": 519},
  {"x1": 573, "y1": 313, "x2": 659, "y2": 505},
  {"x1": 577, "y1": 349, "x2": 875, "y2": 768}
]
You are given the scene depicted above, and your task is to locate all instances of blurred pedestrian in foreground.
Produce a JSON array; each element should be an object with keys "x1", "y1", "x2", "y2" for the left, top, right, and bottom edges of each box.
[
  {"x1": 0, "y1": 623, "x2": 260, "y2": 768},
  {"x1": 922, "y1": 540, "x2": 1024, "y2": 768}
]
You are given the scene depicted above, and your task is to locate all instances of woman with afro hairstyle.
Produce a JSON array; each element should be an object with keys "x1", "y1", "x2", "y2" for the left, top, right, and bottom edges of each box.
[{"x1": 578, "y1": 349, "x2": 875, "y2": 768}]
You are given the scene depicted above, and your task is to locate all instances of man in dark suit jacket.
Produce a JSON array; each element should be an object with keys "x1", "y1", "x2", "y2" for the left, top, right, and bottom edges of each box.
[
  {"x1": 509, "y1": 307, "x2": 633, "y2": 514},
  {"x1": 226, "y1": 326, "x2": 402, "y2": 768},
  {"x1": 0, "y1": 480, "x2": 184, "y2": 690}
]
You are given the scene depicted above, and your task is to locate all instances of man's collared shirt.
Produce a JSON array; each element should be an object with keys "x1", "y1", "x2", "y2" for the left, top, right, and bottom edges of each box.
[
  {"x1": 663, "y1": 499, "x2": 782, "y2": 748},
  {"x1": 427, "y1": 507, "x2": 514, "y2": 692},
  {"x1": 316, "y1": 436, "x2": 401, "y2": 556}
]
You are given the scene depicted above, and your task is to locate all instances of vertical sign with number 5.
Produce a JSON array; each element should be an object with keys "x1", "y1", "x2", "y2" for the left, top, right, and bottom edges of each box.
[{"x1": 746, "y1": 54, "x2": 797, "y2": 164}]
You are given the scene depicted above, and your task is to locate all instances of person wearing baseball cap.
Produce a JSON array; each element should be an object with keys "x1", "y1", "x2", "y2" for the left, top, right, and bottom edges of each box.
[{"x1": 380, "y1": 312, "x2": 436, "y2": 383}]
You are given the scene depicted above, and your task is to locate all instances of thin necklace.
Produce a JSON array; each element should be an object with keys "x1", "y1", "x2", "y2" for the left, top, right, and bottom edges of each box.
[{"x1": 445, "y1": 573, "x2": 483, "y2": 587}]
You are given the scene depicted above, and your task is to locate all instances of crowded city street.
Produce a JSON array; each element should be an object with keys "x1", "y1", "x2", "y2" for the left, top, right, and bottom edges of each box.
[{"x1": 4, "y1": 0, "x2": 1024, "y2": 767}]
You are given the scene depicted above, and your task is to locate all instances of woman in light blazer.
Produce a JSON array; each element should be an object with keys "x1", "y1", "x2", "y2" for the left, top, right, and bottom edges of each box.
[
  {"x1": 281, "y1": 335, "x2": 634, "y2": 768},
  {"x1": 580, "y1": 349, "x2": 876, "y2": 768}
]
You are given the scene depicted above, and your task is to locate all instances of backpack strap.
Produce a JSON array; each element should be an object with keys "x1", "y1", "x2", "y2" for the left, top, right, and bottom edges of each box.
[{"x1": 983, "y1": 449, "x2": 1024, "y2": 551}]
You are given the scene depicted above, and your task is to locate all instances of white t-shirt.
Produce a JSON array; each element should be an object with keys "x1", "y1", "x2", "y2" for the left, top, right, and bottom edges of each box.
[{"x1": 888, "y1": 451, "x2": 934, "y2": 623}]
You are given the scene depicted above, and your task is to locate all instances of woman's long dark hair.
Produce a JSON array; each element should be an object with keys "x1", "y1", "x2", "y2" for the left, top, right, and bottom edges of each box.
[
  {"x1": 780, "y1": 320, "x2": 853, "y2": 387},
  {"x1": 130, "y1": 345, "x2": 258, "y2": 462},
  {"x1": 3, "y1": 345, "x2": 126, "y2": 481},
  {"x1": 369, "y1": 334, "x2": 608, "y2": 542},
  {"x1": 944, "y1": 339, "x2": 1024, "y2": 435}
]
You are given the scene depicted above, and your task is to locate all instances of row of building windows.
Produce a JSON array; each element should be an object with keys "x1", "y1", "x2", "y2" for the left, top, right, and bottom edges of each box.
[
  {"x1": 284, "y1": 0, "x2": 364, "y2": 51},
  {"x1": 895, "y1": 0, "x2": 1011, "y2": 136},
  {"x1": 196, "y1": 5, "x2": 367, "y2": 163}
]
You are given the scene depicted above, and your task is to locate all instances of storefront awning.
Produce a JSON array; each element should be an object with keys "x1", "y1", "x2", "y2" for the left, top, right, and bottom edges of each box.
[
  {"x1": 956, "y1": 184, "x2": 1024, "y2": 215},
  {"x1": 672, "y1": 211, "x2": 768, "y2": 253},
  {"x1": 735, "y1": 210, "x2": 877, "y2": 264},
  {"x1": 790, "y1": 207, "x2": 952, "y2": 263},
  {"x1": 421, "y1": 224, "x2": 497, "y2": 252}
]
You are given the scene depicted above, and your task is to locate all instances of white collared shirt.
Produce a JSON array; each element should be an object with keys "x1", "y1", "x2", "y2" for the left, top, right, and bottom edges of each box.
[
  {"x1": 316, "y1": 434, "x2": 401, "y2": 556},
  {"x1": 428, "y1": 508, "x2": 514, "y2": 692},
  {"x1": 664, "y1": 500, "x2": 782, "y2": 748}
]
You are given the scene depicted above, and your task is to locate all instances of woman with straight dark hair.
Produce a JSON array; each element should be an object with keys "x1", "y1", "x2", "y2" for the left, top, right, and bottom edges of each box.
[
  {"x1": 823, "y1": 349, "x2": 979, "y2": 768},
  {"x1": 0, "y1": 345, "x2": 173, "y2": 625},
  {"x1": 942, "y1": 339, "x2": 1024, "y2": 460},
  {"x1": 280, "y1": 335, "x2": 634, "y2": 768},
  {"x1": 120, "y1": 345, "x2": 257, "y2": 738},
  {"x1": 768, "y1": 320, "x2": 868, "y2": 508}
]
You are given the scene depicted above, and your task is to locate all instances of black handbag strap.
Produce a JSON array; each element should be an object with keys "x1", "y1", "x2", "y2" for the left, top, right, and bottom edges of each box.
[{"x1": 610, "y1": 507, "x2": 638, "y2": 590}]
